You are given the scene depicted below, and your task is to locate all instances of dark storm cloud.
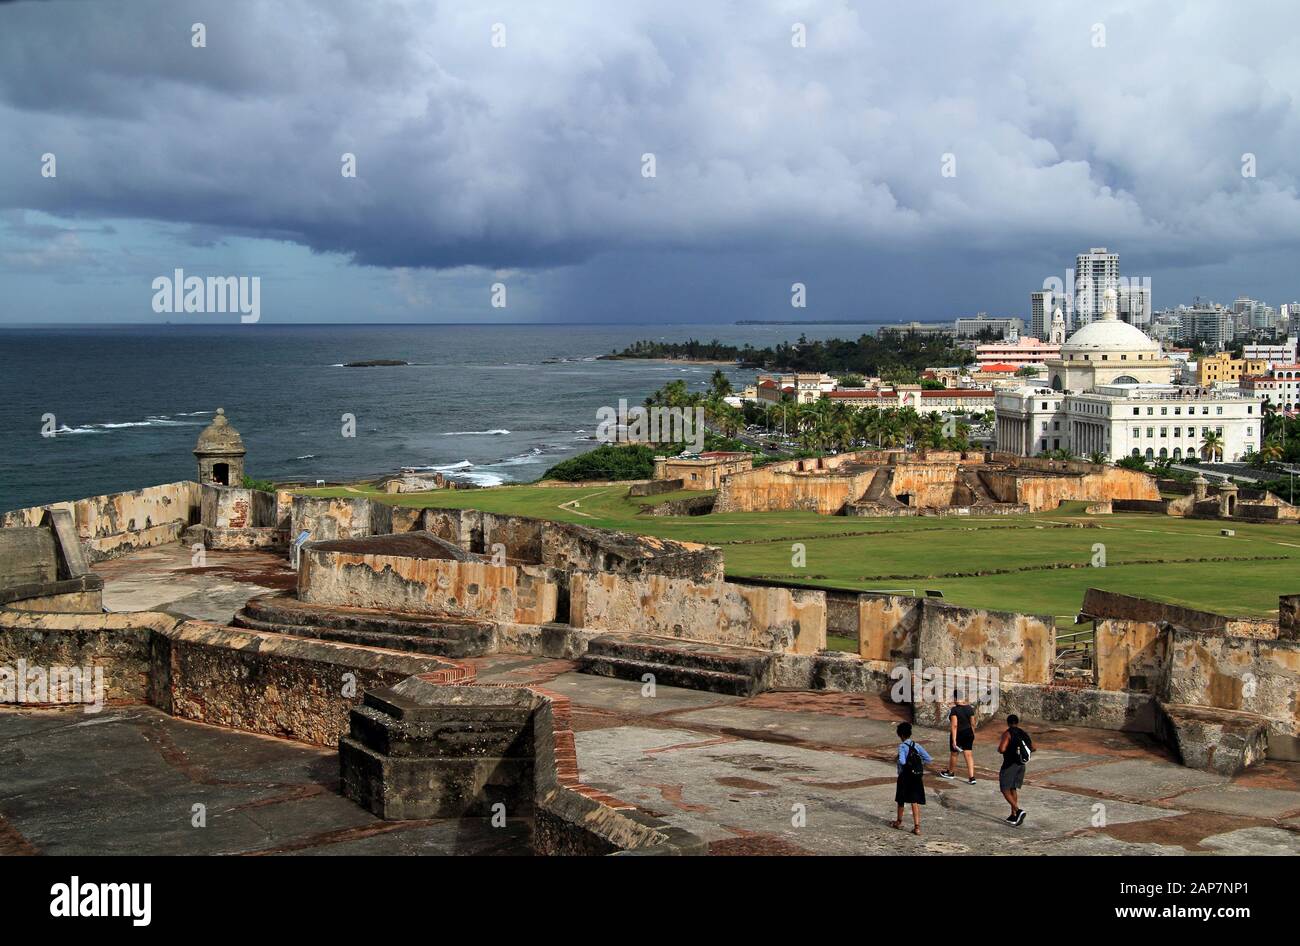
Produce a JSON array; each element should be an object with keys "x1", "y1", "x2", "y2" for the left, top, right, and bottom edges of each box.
[{"x1": 1, "y1": 0, "x2": 1299, "y2": 303}]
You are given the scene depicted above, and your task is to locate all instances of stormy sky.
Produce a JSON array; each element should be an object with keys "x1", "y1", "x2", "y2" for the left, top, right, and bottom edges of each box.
[{"x1": 2, "y1": 0, "x2": 1299, "y2": 325}]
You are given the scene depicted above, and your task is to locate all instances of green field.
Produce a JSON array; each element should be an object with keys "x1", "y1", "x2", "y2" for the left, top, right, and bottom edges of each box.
[{"x1": 296, "y1": 484, "x2": 1300, "y2": 620}]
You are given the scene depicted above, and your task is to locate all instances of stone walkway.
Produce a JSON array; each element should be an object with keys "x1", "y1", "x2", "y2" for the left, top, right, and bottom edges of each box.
[
  {"x1": 14, "y1": 549, "x2": 1300, "y2": 856},
  {"x1": 3, "y1": 660, "x2": 1297, "y2": 855},
  {"x1": 0, "y1": 706, "x2": 530, "y2": 855},
  {"x1": 94, "y1": 546, "x2": 294, "y2": 623},
  {"x1": 475, "y1": 656, "x2": 1300, "y2": 856}
]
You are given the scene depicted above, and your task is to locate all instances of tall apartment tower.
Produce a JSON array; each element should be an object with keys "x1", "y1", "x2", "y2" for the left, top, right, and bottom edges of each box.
[
  {"x1": 1030, "y1": 290, "x2": 1052, "y2": 339},
  {"x1": 1118, "y1": 283, "x2": 1151, "y2": 327},
  {"x1": 1074, "y1": 247, "x2": 1120, "y2": 328}
]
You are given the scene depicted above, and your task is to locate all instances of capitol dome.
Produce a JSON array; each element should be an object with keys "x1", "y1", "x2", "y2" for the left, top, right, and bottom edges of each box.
[{"x1": 1060, "y1": 290, "x2": 1160, "y2": 355}]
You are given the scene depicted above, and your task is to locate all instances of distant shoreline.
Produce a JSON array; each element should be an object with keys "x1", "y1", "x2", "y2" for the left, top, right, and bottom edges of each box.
[{"x1": 599, "y1": 355, "x2": 741, "y2": 366}]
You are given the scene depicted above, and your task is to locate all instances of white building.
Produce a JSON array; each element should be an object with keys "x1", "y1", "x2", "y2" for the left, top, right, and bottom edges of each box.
[
  {"x1": 1117, "y1": 282, "x2": 1151, "y2": 327},
  {"x1": 954, "y1": 314, "x2": 1024, "y2": 339},
  {"x1": 755, "y1": 372, "x2": 837, "y2": 405},
  {"x1": 1177, "y1": 304, "x2": 1235, "y2": 348},
  {"x1": 826, "y1": 387, "x2": 995, "y2": 417},
  {"x1": 1243, "y1": 337, "x2": 1298, "y2": 368},
  {"x1": 1074, "y1": 247, "x2": 1120, "y2": 327},
  {"x1": 996, "y1": 292, "x2": 1262, "y2": 462},
  {"x1": 997, "y1": 384, "x2": 1262, "y2": 462},
  {"x1": 1044, "y1": 291, "x2": 1174, "y2": 392}
]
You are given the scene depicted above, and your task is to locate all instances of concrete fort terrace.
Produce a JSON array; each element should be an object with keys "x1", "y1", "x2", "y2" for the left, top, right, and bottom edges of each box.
[{"x1": 0, "y1": 424, "x2": 1298, "y2": 855}]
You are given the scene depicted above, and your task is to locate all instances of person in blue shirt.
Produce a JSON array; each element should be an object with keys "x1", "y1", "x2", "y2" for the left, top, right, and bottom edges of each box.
[{"x1": 892, "y1": 722, "x2": 932, "y2": 836}]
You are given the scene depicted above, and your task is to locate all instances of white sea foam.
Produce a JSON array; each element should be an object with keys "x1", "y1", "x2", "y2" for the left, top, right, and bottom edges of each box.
[
  {"x1": 456, "y1": 471, "x2": 506, "y2": 487},
  {"x1": 56, "y1": 416, "x2": 201, "y2": 434},
  {"x1": 489, "y1": 448, "x2": 544, "y2": 467},
  {"x1": 441, "y1": 429, "x2": 510, "y2": 436}
]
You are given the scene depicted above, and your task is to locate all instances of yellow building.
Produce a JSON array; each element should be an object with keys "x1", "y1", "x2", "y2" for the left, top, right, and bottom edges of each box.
[{"x1": 1197, "y1": 353, "x2": 1268, "y2": 387}]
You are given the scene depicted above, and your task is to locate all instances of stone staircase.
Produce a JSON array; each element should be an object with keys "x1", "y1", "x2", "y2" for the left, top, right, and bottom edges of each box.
[
  {"x1": 958, "y1": 469, "x2": 998, "y2": 505},
  {"x1": 578, "y1": 634, "x2": 774, "y2": 696},
  {"x1": 845, "y1": 468, "x2": 911, "y2": 516},
  {"x1": 860, "y1": 467, "x2": 900, "y2": 505},
  {"x1": 233, "y1": 593, "x2": 496, "y2": 658}
]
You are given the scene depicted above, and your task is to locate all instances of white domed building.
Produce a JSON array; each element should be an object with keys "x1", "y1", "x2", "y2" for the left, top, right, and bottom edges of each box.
[
  {"x1": 995, "y1": 291, "x2": 1264, "y2": 463},
  {"x1": 1047, "y1": 291, "x2": 1173, "y2": 392}
]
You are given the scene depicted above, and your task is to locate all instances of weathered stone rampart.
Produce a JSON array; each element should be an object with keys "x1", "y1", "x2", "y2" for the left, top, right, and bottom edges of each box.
[
  {"x1": 570, "y1": 572, "x2": 827, "y2": 654},
  {"x1": 1094, "y1": 618, "x2": 1167, "y2": 693},
  {"x1": 291, "y1": 495, "x2": 393, "y2": 542},
  {"x1": 299, "y1": 533, "x2": 560, "y2": 625},
  {"x1": 1166, "y1": 629, "x2": 1300, "y2": 745},
  {"x1": 714, "y1": 464, "x2": 874, "y2": 514},
  {"x1": 979, "y1": 465, "x2": 1158, "y2": 511},
  {"x1": 2, "y1": 481, "x2": 201, "y2": 561},
  {"x1": 153, "y1": 620, "x2": 463, "y2": 746},
  {"x1": 1081, "y1": 588, "x2": 1277, "y2": 638}
]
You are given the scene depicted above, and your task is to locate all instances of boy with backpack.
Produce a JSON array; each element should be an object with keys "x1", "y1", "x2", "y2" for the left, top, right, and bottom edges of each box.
[
  {"x1": 997, "y1": 714, "x2": 1034, "y2": 826},
  {"x1": 892, "y1": 722, "x2": 932, "y2": 836}
]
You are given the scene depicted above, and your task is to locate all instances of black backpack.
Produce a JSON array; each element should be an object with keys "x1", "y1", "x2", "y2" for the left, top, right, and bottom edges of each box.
[
  {"x1": 1012, "y1": 730, "x2": 1032, "y2": 765},
  {"x1": 904, "y1": 740, "x2": 925, "y2": 776}
]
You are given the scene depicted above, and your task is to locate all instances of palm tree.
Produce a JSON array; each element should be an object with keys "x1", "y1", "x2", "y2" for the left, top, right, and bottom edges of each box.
[
  {"x1": 1200, "y1": 431, "x2": 1224, "y2": 462},
  {"x1": 708, "y1": 369, "x2": 733, "y2": 399},
  {"x1": 708, "y1": 401, "x2": 743, "y2": 438}
]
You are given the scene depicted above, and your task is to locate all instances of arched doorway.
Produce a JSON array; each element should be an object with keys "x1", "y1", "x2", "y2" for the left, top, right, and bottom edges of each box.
[{"x1": 213, "y1": 462, "x2": 229, "y2": 486}]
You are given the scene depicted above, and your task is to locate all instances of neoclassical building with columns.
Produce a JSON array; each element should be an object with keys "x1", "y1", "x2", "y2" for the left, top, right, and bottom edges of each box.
[{"x1": 996, "y1": 293, "x2": 1264, "y2": 462}]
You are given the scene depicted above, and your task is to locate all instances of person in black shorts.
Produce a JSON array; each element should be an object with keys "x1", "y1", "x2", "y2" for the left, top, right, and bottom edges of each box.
[
  {"x1": 891, "y1": 722, "x2": 932, "y2": 836},
  {"x1": 997, "y1": 714, "x2": 1034, "y2": 826},
  {"x1": 938, "y1": 689, "x2": 977, "y2": 784}
]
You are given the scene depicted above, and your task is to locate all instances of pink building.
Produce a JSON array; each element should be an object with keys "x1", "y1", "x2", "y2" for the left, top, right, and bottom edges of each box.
[{"x1": 975, "y1": 337, "x2": 1060, "y2": 368}]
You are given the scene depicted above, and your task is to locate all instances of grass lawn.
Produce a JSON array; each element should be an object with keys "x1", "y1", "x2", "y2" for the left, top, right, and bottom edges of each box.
[{"x1": 294, "y1": 484, "x2": 1300, "y2": 619}]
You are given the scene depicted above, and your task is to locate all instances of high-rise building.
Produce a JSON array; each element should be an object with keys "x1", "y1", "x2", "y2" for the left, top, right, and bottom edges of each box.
[
  {"x1": 1074, "y1": 247, "x2": 1120, "y2": 328},
  {"x1": 1030, "y1": 290, "x2": 1054, "y2": 340},
  {"x1": 1231, "y1": 297, "x2": 1277, "y2": 335},
  {"x1": 1117, "y1": 282, "x2": 1151, "y2": 327},
  {"x1": 1177, "y1": 304, "x2": 1235, "y2": 349}
]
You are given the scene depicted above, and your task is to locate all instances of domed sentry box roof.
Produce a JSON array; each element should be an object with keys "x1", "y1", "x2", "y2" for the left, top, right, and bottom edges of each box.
[{"x1": 194, "y1": 408, "x2": 246, "y2": 486}]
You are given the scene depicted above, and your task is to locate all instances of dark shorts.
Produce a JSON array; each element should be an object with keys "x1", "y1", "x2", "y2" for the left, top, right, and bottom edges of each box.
[
  {"x1": 1000, "y1": 763, "x2": 1026, "y2": 791},
  {"x1": 951, "y1": 729, "x2": 974, "y2": 752},
  {"x1": 895, "y1": 771, "x2": 926, "y2": 805}
]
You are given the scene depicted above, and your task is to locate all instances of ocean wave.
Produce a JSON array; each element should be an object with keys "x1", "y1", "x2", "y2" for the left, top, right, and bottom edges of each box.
[
  {"x1": 403, "y1": 459, "x2": 508, "y2": 487},
  {"x1": 455, "y1": 471, "x2": 506, "y2": 487},
  {"x1": 487, "y1": 448, "x2": 545, "y2": 467},
  {"x1": 406, "y1": 460, "x2": 475, "y2": 472},
  {"x1": 56, "y1": 416, "x2": 202, "y2": 434},
  {"x1": 441, "y1": 429, "x2": 510, "y2": 436},
  {"x1": 289, "y1": 454, "x2": 318, "y2": 461}
]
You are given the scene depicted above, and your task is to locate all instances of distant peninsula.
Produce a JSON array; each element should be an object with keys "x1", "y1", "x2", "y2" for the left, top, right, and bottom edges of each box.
[
  {"x1": 343, "y1": 359, "x2": 410, "y2": 367},
  {"x1": 602, "y1": 334, "x2": 975, "y2": 376}
]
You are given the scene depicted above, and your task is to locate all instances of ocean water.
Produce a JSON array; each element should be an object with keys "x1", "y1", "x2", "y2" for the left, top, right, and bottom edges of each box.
[{"x1": 0, "y1": 322, "x2": 888, "y2": 511}]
